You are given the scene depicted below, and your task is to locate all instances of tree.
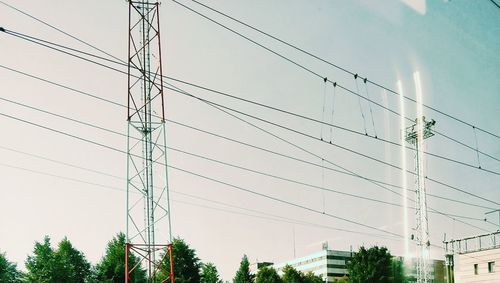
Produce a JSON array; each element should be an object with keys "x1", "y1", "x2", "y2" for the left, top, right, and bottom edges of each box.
[
  {"x1": 347, "y1": 246, "x2": 393, "y2": 283},
  {"x1": 302, "y1": 272, "x2": 324, "y2": 283},
  {"x1": 233, "y1": 254, "x2": 254, "y2": 283},
  {"x1": 332, "y1": 275, "x2": 348, "y2": 283},
  {"x1": 93, "y1": 232, "x2": 146, "y2": 283},
  {"x1": 157, "y1": 237, "x2": 201, "y2": 283},
  {"x1": 201, "y1": 262, "x2": 222, "y2": 283},
  {"x1": 0, "y1": 251, "x2": 21, "y2": 283},
  {"x1": 391, "y1": 258, "x2": 407, "y2": 283},
  {"x1": 25, "y1": 236, "x2": 91, "y2": 283},
  {"x1": 282, "y1": 265, "x2": 303, "y2": 283},
  {"x1": 255, "y1": 266, "x2": 281, "y2": 283}
]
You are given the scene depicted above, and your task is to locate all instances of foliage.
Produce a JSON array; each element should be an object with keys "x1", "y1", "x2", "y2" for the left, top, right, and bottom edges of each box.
[
  {"x1": 233, "y1": 254, "x2": 254, "y2": 283},
  {"x1": 347, "y1": 246, "x2": 393, "y2": 283},
  {"x1": 0, "y1": 251, "x2": 21, "y2": 283},
  {"x1": 201, "y1": 262, "x2": 223, "y2": 283},
  {"x1": 332, "y1": 275, "x2": 348, "y2": 283},
  {"x1": 391, "y1": 258, "x2": 408, "y2": 283},
  {"x1": 92, "y1": 232, "x2": 146, "y2": 283},
  {"x1": 255, "y1": 266, "x2": 282, "y2": 283},
  {"x1": 25, "y1": 236, "x2": 91, "y2": 283},
  {"x1": 282, "y1": 265, "x2": 303, "y2": 283},
  {"x1": 157, "y1": 237, "x2": 201, "y2": 283},
  {"x1": 302, "y1": 272, "x2": 324, "y2": 283}
]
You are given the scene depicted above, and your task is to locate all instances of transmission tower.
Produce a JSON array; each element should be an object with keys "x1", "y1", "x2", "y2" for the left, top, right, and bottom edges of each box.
[
  {"x1": 405, "y1": 116, "x2": 435, "y2": 283},
  {"x1": 125, "y1": 1, "x2": 173, "y2": 282}
]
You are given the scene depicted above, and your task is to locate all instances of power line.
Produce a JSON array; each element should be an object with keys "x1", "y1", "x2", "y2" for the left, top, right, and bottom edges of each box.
[
  {"x1": 3, "y1": 27, "x2": 500, "y2": 170},
  {"x1": 3, "y1": 91, "x2": 494, "y2": 221},
  {"x1": 0, "y1": 0, "x2": 124, "y2": 64},
  {"x1": 2, "y1": 27, "x2": 498, "y2": 210},
  {"x1": 166, "y1": 84, "x2": 500, "y2": 208},
  {"x1": 0, "y1": 91, "x2": 493, "y2": 212},
  {"x1": 0, "y1": 111, "x2": 405, "y2": 238},
  {"x1": 0, "y1": 157, "x2": 404, "y2": 241},
  {"x1": 489, "y1": 0, "x2": 500, "y2": 10},
  {"x1": 184, "y1": 0, "x2": 500, "y2": 140},
  {"x1": 0, "y1": 73, "x2": 494, "y2": 234},
  {"x1": 1, "y1": 61, "x2": 498, "y2": 212},
  {"x1": 3, "y1": 27, "x2": 499, "y2": 169},
  {"x1": 166, "y1": 1, "x2": 500, "y2": 163}
]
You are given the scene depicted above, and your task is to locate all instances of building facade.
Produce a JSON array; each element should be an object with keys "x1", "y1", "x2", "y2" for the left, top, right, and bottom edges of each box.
[
  {"x1": 443, "y1": 231, "x2": 500, "y2": 283},
  {"x1": 273, "y1": 249, "x2": 352, "y2": 282}
]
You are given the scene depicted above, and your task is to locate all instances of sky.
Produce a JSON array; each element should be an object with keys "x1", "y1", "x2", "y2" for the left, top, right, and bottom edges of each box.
[{"x1": 1, "y1": 0, "x2": 499, "y2": 281}]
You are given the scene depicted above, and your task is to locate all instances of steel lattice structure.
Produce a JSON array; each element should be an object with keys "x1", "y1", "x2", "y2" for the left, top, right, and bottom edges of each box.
[
  {"x1": 406, "y1": 116, "x2": 435, "y2": 283},
  {"x1": 126, "y1": 1, "x2": 173, "y2": 282}
]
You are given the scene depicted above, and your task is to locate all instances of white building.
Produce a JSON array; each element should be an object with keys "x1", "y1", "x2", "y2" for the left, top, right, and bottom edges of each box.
[{"x1": 444, "y1": 231, "x2": 500, "y2": 283}]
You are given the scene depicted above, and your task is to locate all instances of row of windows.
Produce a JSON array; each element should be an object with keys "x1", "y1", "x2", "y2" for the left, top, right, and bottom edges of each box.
[
  {"x1": 277, "y1": 254, "x2": 352, "y2": 270},
  {"x1": 473, "y1": 261, "x2": 495, "y2": 275}
]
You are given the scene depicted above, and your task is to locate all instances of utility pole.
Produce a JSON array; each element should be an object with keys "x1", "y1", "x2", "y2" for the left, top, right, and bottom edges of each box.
[
  {"x1": 125, "y1": 1, "x2": 173, "y2": 282},
  {"x1": 406, "y1": 116, "x2": 436, "y2": 283}
]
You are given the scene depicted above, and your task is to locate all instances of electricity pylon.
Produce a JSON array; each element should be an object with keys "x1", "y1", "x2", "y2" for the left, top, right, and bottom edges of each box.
[
  {"x1": 406, "y1": 116, "x2": 435, "y2": 283},
  {"x1": 126, "y1": 1, "x2": 173, "y2": 282}
]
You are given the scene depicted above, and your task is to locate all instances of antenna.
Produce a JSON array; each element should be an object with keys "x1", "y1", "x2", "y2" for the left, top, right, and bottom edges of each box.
[{"x1": 125, "y1": 1, "x2": 174, "y2": 282}]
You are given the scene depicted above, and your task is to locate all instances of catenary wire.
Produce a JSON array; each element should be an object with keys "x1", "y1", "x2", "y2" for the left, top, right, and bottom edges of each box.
[
  {"x1": 0, "y1": 111, "x2": 407, "y2": 238},
  {"x1": 2, "y1": 60, "x2": 498, "y2": 212},
  {"x1": 183, "y1": 0, "x2": 500, "y2": 140},
  {"x1": 166, "y1": 1, "x2": 500, "y2": 162},
  {"x1": 2, "y1": 92, "x2": 495, "y2": 220},
  {"x1": 2, "y1": 27, "x2": 500, "y2": 168},
  {"x1": 0, "y1": 157, "x2": 403, "y2": 240},
  {"x1": 2, "y1": 63, "x2": 492, "y2": 212},
  {"x1": 2, "y1": 31, "x2": 499, "y2": 213}
]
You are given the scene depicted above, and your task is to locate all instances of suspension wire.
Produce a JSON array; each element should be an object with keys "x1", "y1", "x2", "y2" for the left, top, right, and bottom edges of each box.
[
  {"x1": 2, "y1": 28, "x2": 500, "y2": 168},
  {"x1": 320, "y1": 77, "x2": 328, "y2": 140},
  {"x1": 2, "y1": 62, "x2": 499, "y2": 211},
  {"x1": 329, "y1": 82, "x2": 337, "y2": 143},
  {"x1": 0, "y1": 93, "x2": 494, "y2": 213},
  {"x1": 164, "y1": 1, "x2": 500, "y2": 162},
  {"x1": 0, "y1": 154, "x2": 405, "y2": 240},
  {"x1": 363, "y1": 78, "x2": 378, "y2": 138},
  {"x1": 183, "y1": 0, "x2": 500, "y2": 140},
  {"x1": 0, "y1": 0, "x2": 125, "y2": 64},
  {"x1": 321, "y1": 158, "x2": 326, "y2": 214},
  {"x1": 2, "y1": 1, "x2": 496, "y2": 241},
  {"x1": 0, "y1": 110, "x2": 406, "y2": 238},
  {"x1": 0, "y1": 88, "x2": 493, "y2": 234},
  {"x1": 2, "y1": 29, "x2": 499, "y2": 200},
  {"x1": 168, "y1": 83, "x2": 500, "y2": 207},
  {"x1": 5, "y1": 0, "x2": 497, "y2": 145},
  {"x1": 473, "y1": 126, "x2": 482, "y2": 169},
  {"x1": 354, "y1": 74, "x2": 368, "y2": 135},
  {"x1": 166, "y1": 82, "x2": 494, "y2": 233}
]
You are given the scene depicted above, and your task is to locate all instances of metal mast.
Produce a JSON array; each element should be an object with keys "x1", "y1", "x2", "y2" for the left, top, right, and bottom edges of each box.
[
  {"x1": 126, "y1": 1, "x2": 173, "y2": 282},
  {"x1": 406, "y1": 116, "x2": 435, "y2": 283}
]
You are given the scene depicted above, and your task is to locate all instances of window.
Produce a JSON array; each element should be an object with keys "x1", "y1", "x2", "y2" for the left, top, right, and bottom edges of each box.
[
  {"x1": 474, "y1": 264, "x2": 478, "y2": 275},
  {"x1": 488, "y1": 261, "x2": 495, "y2": 273}
]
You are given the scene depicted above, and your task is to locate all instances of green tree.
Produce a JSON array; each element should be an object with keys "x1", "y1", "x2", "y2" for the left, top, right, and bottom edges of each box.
[
  {"x1": 332, "y1": 275, "x2": 348, "y2": 283},
  {"x1": 282, "y1": 265, "x2": 303, "y2": 283},
  {"x1": 233, "y1": 254, "x2": 254, "y2": 283},
  {"x1": 347, "y1": 246, "x2": 393, "y2": 283},
  {"x1": 255, "y1": 266, "x2": 281, "y2": 283},
  {"x1": 0, "y1": 251, "x2": 21, "y2": 283},
  {"x1": 93, "y1": 232, "x2": 146, "y2": 283},
  {"x1": 201, "y1": 262, "x2": 222, "y2": 283},
  {"x1": 391, "y1": 258, "x2": 407, "y2": 283},
  {"x1": 25, "y1": 236, "x2": 91, "y2": 283},
  {"x1": 157, "y1": 237, "x2": 201, "y2": 283},
  {"x1": 302, "y1": 272, "x2": 324, "y2": 283}
]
